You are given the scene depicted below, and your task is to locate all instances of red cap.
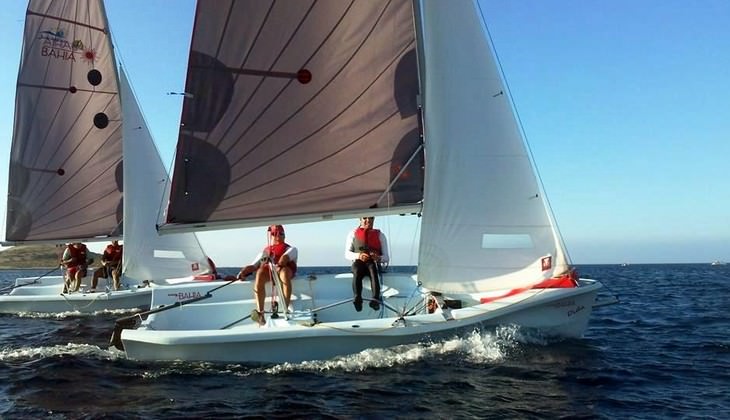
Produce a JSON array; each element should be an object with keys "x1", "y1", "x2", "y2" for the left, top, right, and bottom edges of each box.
[{"x1": 268, "y1": 225, "x2": 285, "y2": 236}]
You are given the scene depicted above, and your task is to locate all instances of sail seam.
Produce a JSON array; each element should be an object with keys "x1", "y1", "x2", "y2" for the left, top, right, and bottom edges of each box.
[
  {"x1": 29, "y1": 93, "x2": 120, "y2": 217},
  {"x1": 214, "y1": 1, "x2": 349, "y2": 155},
  {"x1": 226, "y1": 36, "x2": 415, "y2": 197},
  {"x1": 219, "y1": 110, "x2": 404, "y2": 209},
  {"x1": 26, "y1": 11, "x2": 106, "y2": 33}
]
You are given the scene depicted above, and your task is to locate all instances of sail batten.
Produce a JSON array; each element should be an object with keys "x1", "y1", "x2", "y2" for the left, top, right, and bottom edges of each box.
[{"x1": 164, "y1": 0, "x2": 423, "y2": 229}]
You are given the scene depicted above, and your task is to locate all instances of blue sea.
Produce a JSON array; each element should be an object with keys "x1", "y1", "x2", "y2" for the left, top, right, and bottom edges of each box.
[{"x1": 0, "y1": 264, "x2": 728, "y2": 418}]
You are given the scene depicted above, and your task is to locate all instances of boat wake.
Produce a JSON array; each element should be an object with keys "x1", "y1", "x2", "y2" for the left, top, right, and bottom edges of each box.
[
  {"x1": 11, "y1": 308, "x2": 142, "y2": 319},
  {"x1": 265, "y1": 325, "x2": 538, "y2": 374},
  {"x1": 0, "y1": 343, "x2": 125, "y2": 362},
  {"x1": 123, "y1": 328, "x2": 530, "y2": 379}
]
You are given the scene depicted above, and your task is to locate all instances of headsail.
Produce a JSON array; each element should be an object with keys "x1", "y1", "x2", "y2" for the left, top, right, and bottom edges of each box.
[
  {"x1": 417, "y1": 0, "x2": 569, "y2": 294},
  {"x1": 6, "y1": 0, "x2": 123, "y2": 243},
  {"x1": 161, "y1": 0, "x2": 423, "y2": 232},
  {"x1": 118, "y1": 70, "x2": 211, "y2": 283}
]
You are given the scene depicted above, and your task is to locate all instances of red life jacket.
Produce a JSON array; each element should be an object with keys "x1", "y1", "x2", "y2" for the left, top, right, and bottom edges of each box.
[
  {"x1": 353, "y1": 228, "x2": 382, "y2": 254},
  {"x1": 67, "y1": 244, "x2": 88, "y2": 268},
  {"x1": 264, "y1": 242, "x2": 297, "y2": 275},
  {"x1": 105, "y1": 243, "x2": 123, "y2": 263},
  {"x1": 265, "y1": 243, "x2": 291, "y2": 262}
]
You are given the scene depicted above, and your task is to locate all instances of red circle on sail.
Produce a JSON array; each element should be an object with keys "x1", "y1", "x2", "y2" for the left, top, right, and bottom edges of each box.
[
  {"x1": 57, "y1": 168, "x2": 65, "y2": 176},
  {"x1": 297, "y1": 69, "x2": 312, "y2": 84},
  {"x1": 69, "y1": 86, "x2": 77, "y2": 93}
]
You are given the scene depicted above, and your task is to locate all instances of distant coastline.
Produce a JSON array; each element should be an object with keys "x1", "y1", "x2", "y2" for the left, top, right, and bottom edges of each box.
[{"x1": 0, "y1": 245, "x2": 100, "y2": 269}]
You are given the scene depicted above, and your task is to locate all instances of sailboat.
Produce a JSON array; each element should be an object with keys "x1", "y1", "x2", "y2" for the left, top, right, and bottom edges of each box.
[
  {"x1": 116, "y1": 0, "x2": 606, "y2": 363},
  {"x1": 0, "y1": 0, "x2": 214, "y2": 314}
]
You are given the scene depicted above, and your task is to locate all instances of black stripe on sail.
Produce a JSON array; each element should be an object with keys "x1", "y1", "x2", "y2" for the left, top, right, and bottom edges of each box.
[{"x1": 188, "y1": 65, "x2": 309, "y2": 82}]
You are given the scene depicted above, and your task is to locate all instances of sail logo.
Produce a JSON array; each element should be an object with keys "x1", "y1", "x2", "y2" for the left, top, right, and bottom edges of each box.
[
  {"x1": 541, "y1": 256, "x2": 552, "y2": 271},
  {"x1": 37, "y1": 27, "x2": 94, "y2": 62}
]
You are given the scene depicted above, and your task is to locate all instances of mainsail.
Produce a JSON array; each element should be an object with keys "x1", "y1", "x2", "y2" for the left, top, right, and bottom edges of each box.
[
  {"x1": 162, "y1": 0, "x2": 423, "y2": 232},
  {"x1": 6, "y1": 0, "x2": 123, "y2": 243},
  {"x1": 6, "y1": 0, "x2": 211, "y2": 283}
]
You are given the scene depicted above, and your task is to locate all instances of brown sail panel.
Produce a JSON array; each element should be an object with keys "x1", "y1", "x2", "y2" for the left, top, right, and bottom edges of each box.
[
  {"x1": 165, "y1": 0, "x2": 422, "y2": 228},
  {"x1": 6, "y1": 0, "x2": 123, "y2": 242}
]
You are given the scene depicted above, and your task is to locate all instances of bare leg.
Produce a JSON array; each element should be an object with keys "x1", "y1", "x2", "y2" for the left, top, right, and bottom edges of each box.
[
  {"x1": 278, "y1": 267, "x2": 293, "y2": 308},
  {"x1": 91, "y1": 268, "x2": 101, "y2": 290},
  {"x1": 111, "y1": 265, "x2": 120, "y2": 290},
  {"x1": 73, "y1": 273, "x2": 82, "y2": 292},
  {"x1": 253, "y1": 267, "x2": 268, "y2": 312}
]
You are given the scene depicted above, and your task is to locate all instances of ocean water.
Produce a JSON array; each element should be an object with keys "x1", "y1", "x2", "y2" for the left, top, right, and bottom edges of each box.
[{"x1": 0, "y1": 264, "x2": 728, "y2": 418}]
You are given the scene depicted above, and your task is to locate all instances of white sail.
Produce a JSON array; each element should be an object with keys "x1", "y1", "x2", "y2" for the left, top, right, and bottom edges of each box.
[
  {"x1": 160, "y1": 0, "x2": 423, "y2": 232},
  {"x1": 416, "y1": 0, "x2": 569, "y2": 293},
  {"x1": 6, "y1": 0, "x2": 123, "y2": 243},
  {"x1": 118, "y1": 69, "x2": 211, "y2": 283}
]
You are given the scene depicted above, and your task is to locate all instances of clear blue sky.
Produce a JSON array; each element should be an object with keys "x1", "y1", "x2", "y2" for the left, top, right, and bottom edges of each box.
[{"x1": 0, "y1": 0, "x2": 728, "y2": 266}]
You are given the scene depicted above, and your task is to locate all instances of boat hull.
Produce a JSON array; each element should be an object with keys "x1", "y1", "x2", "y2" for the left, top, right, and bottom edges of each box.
[
  {"x1": 0, "y1": 275, "x2": 151, "y2": 314},
  {"x1": 120, "y1": 275, "x2": 602, "y2": 363}
]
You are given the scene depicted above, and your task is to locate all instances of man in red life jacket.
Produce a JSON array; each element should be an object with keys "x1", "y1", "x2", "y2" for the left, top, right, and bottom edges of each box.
[
  {"x1": 345, "y1": 216, "x2": 389, "y2": 311},
  {"x1": 91, "y1": 240, "x2": 123, "y2": 291},
  {"x1": 237, "y1": 225, "x2": 298, "y2": 325},
  {"x1": 62, "y1": 242, "x2": 90, "y2": 293}
]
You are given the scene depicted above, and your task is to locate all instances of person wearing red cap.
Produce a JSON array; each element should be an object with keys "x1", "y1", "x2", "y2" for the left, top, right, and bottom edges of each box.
[{"x1": 238, "y1": 225, "x2": 298, "y2": 325}]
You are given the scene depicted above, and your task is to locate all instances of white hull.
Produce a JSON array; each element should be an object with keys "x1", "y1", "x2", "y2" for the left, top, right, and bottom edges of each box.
[
  {"x1": 0, "y1": 275, "x2": 152, "y2": 314},
  {"x1": 120, "y1": 273, "x2": 602, "y2": 363}
]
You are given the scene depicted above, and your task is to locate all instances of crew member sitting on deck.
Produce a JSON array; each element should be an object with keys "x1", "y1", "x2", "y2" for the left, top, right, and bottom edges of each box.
[
  {"x1": 62, "y1": 242, "x2": 91, "y2": 293},
  {"x1": 237, "y1": 225, "x2": 298, "y2": 325},
  {"x1": 91, "y1": 240, "x2": 123, "y2": 292},
  {"x1": 345, "y1": 216, "x2": 389, "y2": 312}
]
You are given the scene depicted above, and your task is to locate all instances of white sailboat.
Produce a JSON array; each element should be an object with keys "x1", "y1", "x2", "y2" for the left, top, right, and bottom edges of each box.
[
  {"x1": 117, "y1": 0, "x2": 606, "y2": 363},
  {"x1": 0, "y1": 0, "x2": 214, "y2": 314}
]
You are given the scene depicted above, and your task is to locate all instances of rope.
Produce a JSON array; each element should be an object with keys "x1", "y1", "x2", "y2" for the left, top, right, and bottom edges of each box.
[
  {"x1": 220, "y1": 312, "x2": 253, "y2": 329},
  {"x1": 268, "y1": 259, "x2": 281, "y2": 317},
  {"x1": 59, "y1": 289, "x2": 106, "y2": 311}
]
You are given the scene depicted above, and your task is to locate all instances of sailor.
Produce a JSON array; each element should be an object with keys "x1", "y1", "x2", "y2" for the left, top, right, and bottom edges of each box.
[
  {"x1": 238, "y1": 225, "x2": 298, "y2": 325},
  {"x1": 344, "y1": 216, "x2": 389, "y2": 311},
  {"x1": 91, "y1": 240, "x2": 123, "y2": 291},
  {"x1": 62, "y1": 242, "x2": 90, "y2": 293}
]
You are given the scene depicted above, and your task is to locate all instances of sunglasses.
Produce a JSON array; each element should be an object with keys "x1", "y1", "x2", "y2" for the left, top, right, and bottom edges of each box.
[{"x1": 268, "y1": 226, "x2": 285, "y2": 236}]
